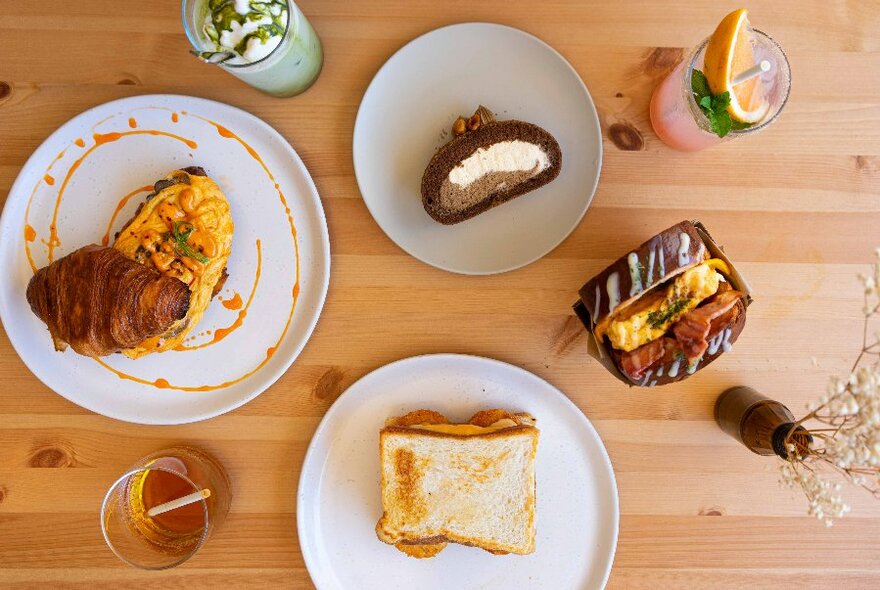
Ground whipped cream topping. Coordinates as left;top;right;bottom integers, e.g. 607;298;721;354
202;0;288;64
448;141;550;188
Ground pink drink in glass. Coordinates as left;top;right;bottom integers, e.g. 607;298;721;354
650;31;791;152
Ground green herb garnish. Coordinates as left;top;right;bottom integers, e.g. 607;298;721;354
205;0;287;57
647;297;692;329
691;69;753;138
172;221;210;264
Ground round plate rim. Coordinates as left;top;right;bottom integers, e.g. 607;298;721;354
352;22;603;276
295;352;619;589
0;93;331;425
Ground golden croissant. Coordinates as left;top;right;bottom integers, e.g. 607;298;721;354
26;245;190;357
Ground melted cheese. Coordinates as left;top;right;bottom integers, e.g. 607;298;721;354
410;419;518;435
597;259;729;352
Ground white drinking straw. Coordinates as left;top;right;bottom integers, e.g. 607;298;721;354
732;60;772;86
146;488;211;518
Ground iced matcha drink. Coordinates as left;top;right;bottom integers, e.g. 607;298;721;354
183;0;323;97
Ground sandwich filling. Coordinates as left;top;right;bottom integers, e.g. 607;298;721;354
113;170;233;358
439;140;550;210
594;258;745;380
408;419;518;435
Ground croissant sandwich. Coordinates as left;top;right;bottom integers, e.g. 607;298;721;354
26;245;190;357
112;167;233;358
573;220;751;386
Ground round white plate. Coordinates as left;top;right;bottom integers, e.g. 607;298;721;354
0;95;330;424
353;23;602;275
297;354;618;589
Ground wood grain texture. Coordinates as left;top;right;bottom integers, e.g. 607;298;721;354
2;0;880;588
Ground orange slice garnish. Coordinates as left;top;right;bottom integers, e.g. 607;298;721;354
703;8;770;124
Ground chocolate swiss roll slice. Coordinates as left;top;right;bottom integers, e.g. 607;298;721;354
421;106;562;224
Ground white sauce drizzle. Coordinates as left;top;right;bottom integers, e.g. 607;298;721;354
649;380;658;387
627;252;643;297
707;327;734;356
647;246;656;284
707;332;723;356
656;365;664;377
668;359;681;378
678;232;691;267
639;369;655;386
593;284;601;321
687;357;702;374
658;243;666;278
721;327;734;353
606;272;621;314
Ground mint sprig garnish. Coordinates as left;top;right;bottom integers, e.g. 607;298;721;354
691;69;753;138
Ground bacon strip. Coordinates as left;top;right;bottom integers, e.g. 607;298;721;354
618;290;744;379
619;338;667;380
672;290;743;361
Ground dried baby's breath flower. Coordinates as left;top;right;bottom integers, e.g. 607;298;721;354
779;248;880;525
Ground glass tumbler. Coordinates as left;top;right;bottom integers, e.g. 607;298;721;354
101;446;232;569
182;0;323;97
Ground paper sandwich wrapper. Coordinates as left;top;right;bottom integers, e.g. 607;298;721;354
572;220;754;386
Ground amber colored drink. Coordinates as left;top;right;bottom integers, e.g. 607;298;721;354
102;446;231;569
130;468;207;548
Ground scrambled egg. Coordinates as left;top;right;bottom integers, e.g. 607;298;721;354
598;259;729;352
113;170;233;358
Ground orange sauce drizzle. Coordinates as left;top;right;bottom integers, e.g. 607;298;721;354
206;120;298;243
174;241;261;352
128;117;137;129
74;138;85;148
23;147;67;273
94;285;295;393
221;292;242;310
100;185;153;246
83;114;301;393
45;130;198;262
171;112;179;123
43;174;55;186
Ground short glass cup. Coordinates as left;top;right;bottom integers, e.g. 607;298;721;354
182;0;323;97
100;446;232;570
650;30;791;152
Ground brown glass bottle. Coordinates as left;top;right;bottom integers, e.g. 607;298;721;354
715;386;812;458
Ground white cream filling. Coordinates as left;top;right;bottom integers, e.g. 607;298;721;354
448;140;550;188
206;6;289;64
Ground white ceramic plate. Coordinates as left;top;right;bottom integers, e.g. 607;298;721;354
0;95;329;424
353;23;602;275
297;354;618;589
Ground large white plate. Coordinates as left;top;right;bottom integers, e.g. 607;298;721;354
0;95;329;424
353;23;602;275
297;354;618;589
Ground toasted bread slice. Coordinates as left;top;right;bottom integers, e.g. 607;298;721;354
376;409;539;558
421;107;561;224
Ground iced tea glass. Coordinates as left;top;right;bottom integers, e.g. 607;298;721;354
650;30;791;152
101;446;232;569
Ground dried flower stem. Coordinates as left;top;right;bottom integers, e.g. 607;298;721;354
778;249;880;525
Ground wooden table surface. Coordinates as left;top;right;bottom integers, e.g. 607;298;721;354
2;1;880;588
